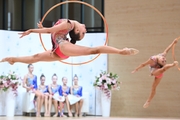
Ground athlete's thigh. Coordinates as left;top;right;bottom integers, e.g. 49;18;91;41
60;42;92;56
151;68;164;76
34;50;64;61
152;77;162;88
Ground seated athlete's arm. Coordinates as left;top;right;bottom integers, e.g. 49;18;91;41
22;75;28;88
22;75;31;91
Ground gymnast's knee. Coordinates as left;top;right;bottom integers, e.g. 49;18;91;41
33;53;39;58
89;48;100;54
151;88;156;93
32;53;40;61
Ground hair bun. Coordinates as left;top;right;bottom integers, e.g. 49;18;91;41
70;39;76;44
74;74;77;77
40;74;45;79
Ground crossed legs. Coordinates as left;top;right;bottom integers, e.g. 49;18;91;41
75;99;83;117
65;97;72;117
34;90;44;117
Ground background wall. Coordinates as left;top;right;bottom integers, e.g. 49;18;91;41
105;0;180;118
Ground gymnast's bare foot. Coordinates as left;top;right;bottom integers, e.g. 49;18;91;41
0;57;15;65
121;48;139;55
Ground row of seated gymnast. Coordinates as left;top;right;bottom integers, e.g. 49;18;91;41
22;64;83;117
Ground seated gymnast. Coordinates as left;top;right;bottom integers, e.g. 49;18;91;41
22;64;44;117
58;77;72;117
48;73;61;117
132;38;178;108
0;19;139;65
38;74;49;117
69;74;84;117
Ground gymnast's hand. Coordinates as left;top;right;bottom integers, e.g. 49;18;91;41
131;69;138;74
37;21;43;29
58;96;62;100
19;30;31;38
26;87;32;92
174;37;179;44
63;93;67;97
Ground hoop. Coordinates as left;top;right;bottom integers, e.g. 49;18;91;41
39;1;108;65
172;37;180;71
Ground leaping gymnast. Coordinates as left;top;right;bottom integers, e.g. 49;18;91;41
0;19;139;65
132;38;178;108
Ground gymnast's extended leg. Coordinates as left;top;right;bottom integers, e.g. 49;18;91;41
0;50;62;65
60;42;139;56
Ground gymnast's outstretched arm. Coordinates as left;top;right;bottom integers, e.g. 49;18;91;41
162;38;178;56
19;21;73;38
132;59;152;73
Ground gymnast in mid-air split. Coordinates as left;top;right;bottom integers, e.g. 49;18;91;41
0;19;139;65
132;38;178;108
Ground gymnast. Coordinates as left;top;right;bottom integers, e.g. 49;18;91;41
132;38;178;108
0;19;139;65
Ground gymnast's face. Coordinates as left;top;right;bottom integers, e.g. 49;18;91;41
158;56;166;66
40;77;46;84
75;22;87;40
73;77;78;85
62;77;68;85
28;65;34;73
52;76;58;83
